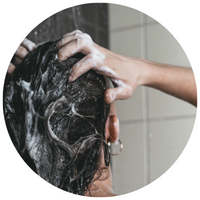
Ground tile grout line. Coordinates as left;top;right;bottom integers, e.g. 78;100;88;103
107;4;115;192
110;21;158;33
141;13;151;186
94;4;99;44
119;114;197;125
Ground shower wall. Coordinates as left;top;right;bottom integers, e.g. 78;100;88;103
24;3;196;196
26;4;109;48
109;4;196;195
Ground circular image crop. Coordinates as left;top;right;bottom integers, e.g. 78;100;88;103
3;3;197;197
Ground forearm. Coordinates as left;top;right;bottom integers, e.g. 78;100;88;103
137;59;197;106
57;30;197;106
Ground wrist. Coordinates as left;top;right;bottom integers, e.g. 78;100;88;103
132;58;159;88
130;58;149;87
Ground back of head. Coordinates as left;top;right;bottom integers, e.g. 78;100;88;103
4;40;110;195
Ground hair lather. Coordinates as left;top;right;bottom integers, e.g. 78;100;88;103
4;40;110;195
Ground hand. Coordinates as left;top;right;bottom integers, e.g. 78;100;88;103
57;30;143;104
8;38;36;75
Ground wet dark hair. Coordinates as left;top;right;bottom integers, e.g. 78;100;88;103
4;40;110;195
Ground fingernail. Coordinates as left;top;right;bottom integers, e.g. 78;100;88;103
69;75;73;82
105;93;115;104
56;42;60;49
105;94;111;104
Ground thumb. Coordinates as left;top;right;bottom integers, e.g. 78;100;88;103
104;88;120;104
104;83;133;104
105;86;131;104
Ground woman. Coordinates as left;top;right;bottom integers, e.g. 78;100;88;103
57;30;197;107
6;30;196;197
4;39;119;197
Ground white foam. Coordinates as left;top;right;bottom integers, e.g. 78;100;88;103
17;80;31;92
97;66;117;77
72;33;108;70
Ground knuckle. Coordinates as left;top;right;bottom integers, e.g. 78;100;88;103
78;37;86;47
75;32;82;37
82;33;92;39
87;54;94;60
57;51;65;60
75;29;82;34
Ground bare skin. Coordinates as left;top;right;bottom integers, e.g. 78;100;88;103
139;59;197;106
57;30;197;107
7;32;196;197
6;37;119;197
85;102;119;197
85;149;116;197
8;38;36;75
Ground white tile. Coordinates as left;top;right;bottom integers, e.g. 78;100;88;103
147;24;191;67
109;27;144;121
110;28;142;57
115;86;144;121
146;24;196;119
111;122;145;194
109;4;141;30
146;15;157;23
149;118;195;182
148;87;196;119
145;13;160;25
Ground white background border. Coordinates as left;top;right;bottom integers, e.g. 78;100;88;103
1;0;199;199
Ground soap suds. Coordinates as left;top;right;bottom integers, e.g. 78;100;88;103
111;78;132;98
71;32;118;78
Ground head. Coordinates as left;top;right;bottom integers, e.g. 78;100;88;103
4;40;117;195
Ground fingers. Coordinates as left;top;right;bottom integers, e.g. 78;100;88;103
6;38;36;84
12;45;29;67
104;85;132;104
11;55;23;67
21;38;36;52
57;30;93;61
57;30;83;49
69;54;96;81
11;38;36;68
62;30;82;38
104;88;118;104
7;63;16;75
15;46;29;60
57;35;78;50
58;31;135;104
57;39;79;61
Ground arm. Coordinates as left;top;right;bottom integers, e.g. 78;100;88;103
138;59;197;106
8;38;36;75
5;38;36;86
57;30;197;107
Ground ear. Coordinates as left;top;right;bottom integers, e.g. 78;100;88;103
105;115;119;144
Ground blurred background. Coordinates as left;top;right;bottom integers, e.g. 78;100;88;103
26;3;196;195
